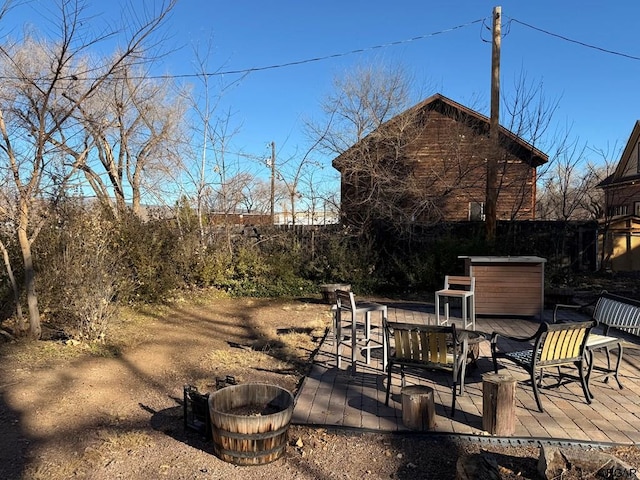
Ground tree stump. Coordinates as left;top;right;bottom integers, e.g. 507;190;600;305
482;372;516;436
401;385;436;431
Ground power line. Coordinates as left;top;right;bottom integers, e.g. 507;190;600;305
5;15;638;86
509;17;640;61
184;18;486;79
0;18;487;81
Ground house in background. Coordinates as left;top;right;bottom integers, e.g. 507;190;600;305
598;121;640;271
332;93;548;230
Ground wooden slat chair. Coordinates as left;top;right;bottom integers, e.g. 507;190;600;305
491;320;596;412
384;321;468;417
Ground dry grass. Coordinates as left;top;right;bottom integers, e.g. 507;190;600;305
95;430;155;452
0;305;158;368
206;348;288;369
0;293;335;480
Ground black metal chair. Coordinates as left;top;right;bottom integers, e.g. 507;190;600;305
491;320;596;412
384;321;468;417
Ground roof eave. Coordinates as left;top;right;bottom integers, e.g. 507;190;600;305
332;93;549;171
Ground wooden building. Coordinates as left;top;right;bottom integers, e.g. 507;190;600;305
598;121;640;271
599;216;640;271
332;93;548;227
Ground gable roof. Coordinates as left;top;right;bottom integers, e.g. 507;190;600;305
598;121;640;188
332;92;549;170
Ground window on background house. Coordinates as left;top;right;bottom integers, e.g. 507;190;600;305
635;201;640;216
608;205;629;217
469;202;485;221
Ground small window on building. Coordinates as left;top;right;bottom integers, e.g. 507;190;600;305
635;201;640;216
638;143;640;173
469;202;485;221
608;205;629;217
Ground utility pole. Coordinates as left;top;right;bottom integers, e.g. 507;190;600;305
270;141;276;224
486;5;501;243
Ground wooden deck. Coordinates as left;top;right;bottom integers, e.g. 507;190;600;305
292;300;640;444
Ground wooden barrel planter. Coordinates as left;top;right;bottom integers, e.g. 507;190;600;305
208;383;294;466
319;283;351;304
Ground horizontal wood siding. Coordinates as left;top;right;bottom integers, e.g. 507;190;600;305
338;99;538;226
604;182;640;215
466;262;544;318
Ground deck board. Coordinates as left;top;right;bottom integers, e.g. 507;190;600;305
292;300;640;444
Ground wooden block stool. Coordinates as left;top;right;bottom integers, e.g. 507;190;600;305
401;385;436;431
482;372;516;436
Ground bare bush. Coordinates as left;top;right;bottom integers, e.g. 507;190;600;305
37;203;120;341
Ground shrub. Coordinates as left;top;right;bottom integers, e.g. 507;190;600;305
302;228;379;294
204;239;314;297
36;203;120;341
111;213;183;303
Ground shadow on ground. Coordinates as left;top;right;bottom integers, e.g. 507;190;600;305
389;434;463;479
0;390;27;479
146;401;213;455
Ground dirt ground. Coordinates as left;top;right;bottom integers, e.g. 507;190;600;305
0;292;638;480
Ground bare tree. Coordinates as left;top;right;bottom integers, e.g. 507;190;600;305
579;161;609;220
72;64;187;218
536;136;591;221
0;0;176;339
299;166;338;225
495;73;561;224
311;63;414;154
238;176;273;215
307;62;430;235
536;143;617;221
586;145;623;269
274;145;324;227
181;39;249;246
208;171;252;214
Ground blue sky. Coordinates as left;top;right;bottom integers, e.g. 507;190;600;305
165;1;640;177
8;1;640;192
